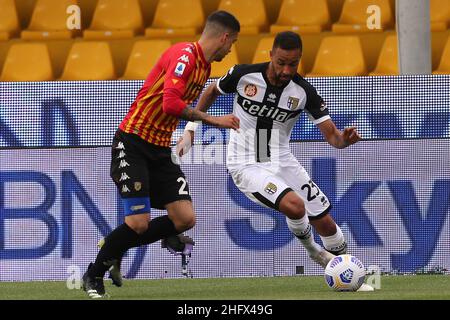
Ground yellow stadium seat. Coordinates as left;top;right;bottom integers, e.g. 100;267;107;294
84;0;144;39
430;0;450;31
332;0;393;33
21;0;79;40
252;37;304;75
121;40;171;80
0;43;53;81
270;0;330;34
0;0;20;40
252;37;274;64
145;0;204;38
218;0;267;35
60;42;116;80
307;36;367;77
370;35;398;76
210;46;239;78
433;36;450;74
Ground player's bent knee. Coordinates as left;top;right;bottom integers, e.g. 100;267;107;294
125;214;150;234
181;215;196;231
279;195;305;219
128;222;149;234
172;214;196;232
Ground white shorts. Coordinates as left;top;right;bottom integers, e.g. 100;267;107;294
229;158;332;219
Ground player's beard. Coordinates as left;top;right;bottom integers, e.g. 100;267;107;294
275;72;292;86
214;50;227;62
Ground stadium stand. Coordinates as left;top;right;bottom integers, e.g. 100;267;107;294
433;35;450;74
84;0;144;39
270;0;331;34
145;0;204;38
430;0;450;32
307;36;367;76
369;34;398;75
332;0;393;33
121;39;171;80
0;0;20;41
59;41;116;80
217;0;268;35
21;0;79;39
0;42;53;81
1;0;450;80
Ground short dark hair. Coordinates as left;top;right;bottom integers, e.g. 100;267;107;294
273;31;302;51
206;10;240;33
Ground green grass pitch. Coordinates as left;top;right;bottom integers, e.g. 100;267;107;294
0;275;449;300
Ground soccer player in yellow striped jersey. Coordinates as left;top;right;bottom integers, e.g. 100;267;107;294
82;11;240;299
120;41;211;147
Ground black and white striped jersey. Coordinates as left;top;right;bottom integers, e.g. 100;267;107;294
216;62;330;169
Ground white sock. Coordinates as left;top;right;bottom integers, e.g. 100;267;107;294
286;215;321;255
320;225;347;255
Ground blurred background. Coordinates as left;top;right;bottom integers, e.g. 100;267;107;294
1;0;450;81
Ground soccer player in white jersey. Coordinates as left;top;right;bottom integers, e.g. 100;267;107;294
178;32;363;274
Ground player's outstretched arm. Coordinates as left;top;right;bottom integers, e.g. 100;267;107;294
318;119;361;149
180;82;223;137
162;82;238;129
176;82;228;157
178;107;239;129
176;108;239;157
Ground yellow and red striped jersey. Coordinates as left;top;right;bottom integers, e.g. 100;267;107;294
119;42;211;147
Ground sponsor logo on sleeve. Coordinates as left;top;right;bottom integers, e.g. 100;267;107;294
174;62;186;77
178;54;190;64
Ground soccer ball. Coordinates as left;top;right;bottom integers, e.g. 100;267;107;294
324;254;366;291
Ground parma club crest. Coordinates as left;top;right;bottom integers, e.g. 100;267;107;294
264;182;277;195
287;96;300;110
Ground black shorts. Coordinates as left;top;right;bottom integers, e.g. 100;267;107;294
110;129;191;211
